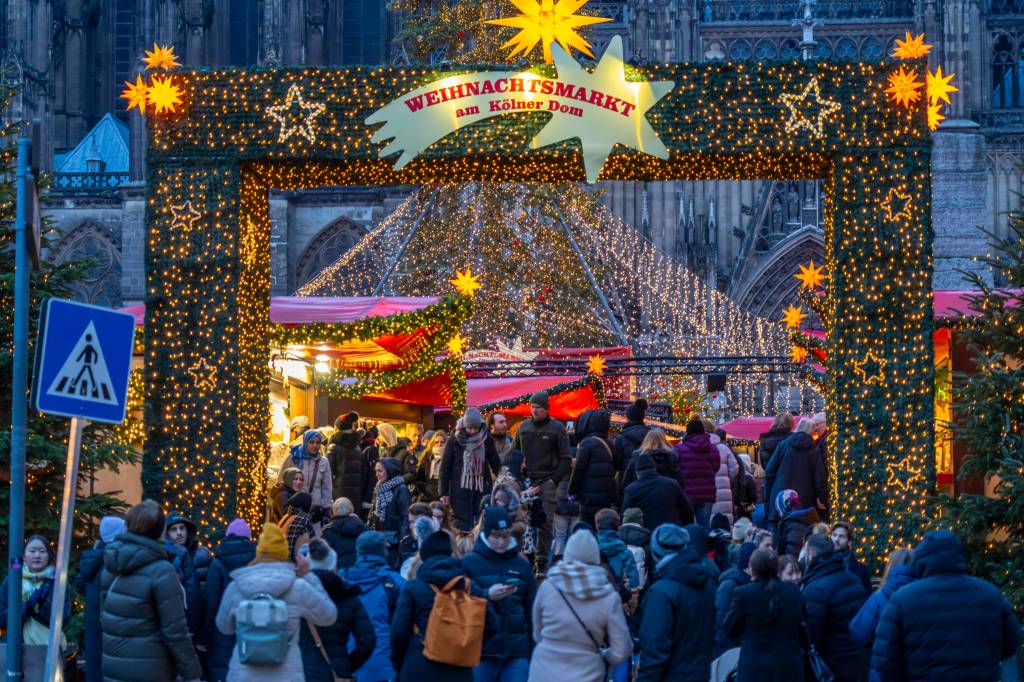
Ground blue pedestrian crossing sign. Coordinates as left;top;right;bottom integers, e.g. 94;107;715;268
32;298;136;423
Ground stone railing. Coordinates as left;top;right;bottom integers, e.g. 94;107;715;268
51;171;130;193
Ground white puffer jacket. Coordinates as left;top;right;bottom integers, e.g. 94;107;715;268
709;433;738;524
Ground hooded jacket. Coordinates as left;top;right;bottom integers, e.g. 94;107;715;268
613;422;650;472
714;566;751;654
620;448;685;502
872;531;1021;682
299;569;376;682
849;565;915;647
764;432;826;522
622;467;695;530
757;427;792;469
340;554;405;682
165;512;212;588
214;561;337;682
99;532;203;682
327;427;368;510
674;434;719;504
801;551;869;678
568;410;617;515
774;506;820;558
723;579;806;682
200;535;256;682
461;535;537;659
320;514;367;569
636;548;717;682
597;529;641;590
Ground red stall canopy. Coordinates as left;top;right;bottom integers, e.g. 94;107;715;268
717;415;812;441
472;375;604;421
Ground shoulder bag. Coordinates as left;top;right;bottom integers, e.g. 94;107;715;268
305;619;347;682
555;586;611;677
801;619;835;682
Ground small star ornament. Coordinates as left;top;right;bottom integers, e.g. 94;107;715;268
587;355;607;375
170;201;202;232
448;333;467;357
450;269;482;298
188;357;218;392
267;84;326;144
881;188;913;223
143;43;181;70
781;305;807;330
790;345;808;363
779;77;842;138
121;75;149;114
853;349;887;386
891;32;932;60
885;66;925;109
886;460;924;491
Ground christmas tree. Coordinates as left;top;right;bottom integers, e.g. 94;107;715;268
938;207;1024;614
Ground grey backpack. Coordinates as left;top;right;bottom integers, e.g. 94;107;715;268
235;592;290;665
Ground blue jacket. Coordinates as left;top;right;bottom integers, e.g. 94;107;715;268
598;529;640;590
461;536;537;659
872;531;1021;682
849;565;915;682
340;554;405;682
801;551;869;678
299;570;376;682
637;549;717;682
199;535;256;682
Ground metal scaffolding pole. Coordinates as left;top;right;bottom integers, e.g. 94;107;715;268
372;186;440;297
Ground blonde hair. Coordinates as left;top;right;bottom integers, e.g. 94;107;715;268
771;412;795;432
453;530;476;558
732;517;753;543
639;428;672;453
419;431;447;466
796;418;817;435
701;418;717;435
880;548;912;587
376;422;399;448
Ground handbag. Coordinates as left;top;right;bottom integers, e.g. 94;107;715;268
305;619;345;682
801;619;835;682
555;586;611;676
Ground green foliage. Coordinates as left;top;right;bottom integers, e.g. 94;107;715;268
938;206;1024;614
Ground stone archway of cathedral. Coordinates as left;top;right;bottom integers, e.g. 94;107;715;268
50;221;123;308
293;218;369;293
732;226;825;323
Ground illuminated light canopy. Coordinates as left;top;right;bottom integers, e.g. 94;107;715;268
485;0;611;63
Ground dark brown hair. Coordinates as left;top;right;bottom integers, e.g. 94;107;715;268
595;508;620;531
409;502;431;518
126;499;165;540
750;548;781;616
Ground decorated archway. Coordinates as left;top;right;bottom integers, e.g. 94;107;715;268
141;43;935;561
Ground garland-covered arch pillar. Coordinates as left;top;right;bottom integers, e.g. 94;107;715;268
143;60;934;563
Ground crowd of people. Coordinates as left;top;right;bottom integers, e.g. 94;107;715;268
3;395;1021;682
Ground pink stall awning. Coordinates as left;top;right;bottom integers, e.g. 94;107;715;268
717;416;812;442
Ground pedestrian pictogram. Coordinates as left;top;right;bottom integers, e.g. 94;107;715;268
32;298;136;423
46;321;118;404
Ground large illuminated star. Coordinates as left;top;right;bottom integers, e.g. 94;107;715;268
170;201;202;232
267;84;326;144
891;32;932;60
530;36;674;183
143;43;181;70
450;268;482;298
886;460;924;490
486;0;611;64
448;333;467;357
121;75;149;114
778;77;842;139
926;66;957;106
885;66;925;108
794;261;826;290
147;75;183;114
790;345;808;363
587;355;607;375
781;305;807;330
188;357;218;392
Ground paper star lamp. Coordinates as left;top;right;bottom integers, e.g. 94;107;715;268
448;333;467;357
927;103;945;131
891;32;932;60
885;66;924;108
794;261;826;290
790;346;808;363
147;75;183;114
781;305;807;330
450;268;482;298
926;66;957;106
267;84;326;144
121;75;148;114
486;0;611;64
143;43;181;70
587;355;607;375
779;77;842;138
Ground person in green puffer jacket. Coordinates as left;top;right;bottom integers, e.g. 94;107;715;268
100;500;202;682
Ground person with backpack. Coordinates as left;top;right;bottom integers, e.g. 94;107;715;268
299;539;377;682
567;409;618;528
340;532;406;682
99;500;202;682
73;516;124;682
530;529;632;681
215;522;337;682
440;407;503;531
462;506;538;682
390;530;493;682
617;507;651;590
595;509;640;592
200;519;257;682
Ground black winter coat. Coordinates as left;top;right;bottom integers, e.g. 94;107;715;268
439;432;501;528
757;427;792;470
636;548;717;682
321;514;367;570
371;461;413;542
99;532;203;682
620;448;685;499
300;570;376;682
328;428;368;511
802;551;869;679
764;432;826;522
0;571;71;640
872;530;1021;682
723;579;806;682
461;536;537;659
622;469;695;530
774;507;820;558
836;548;872;593
714;567;751;653
73;540;107;682
613;422;649;472
200;535;256;682
512;415;572;485
568;410;617;514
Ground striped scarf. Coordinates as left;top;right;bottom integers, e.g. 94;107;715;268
457;428;487;493
372;474;404;527
546;560;615;600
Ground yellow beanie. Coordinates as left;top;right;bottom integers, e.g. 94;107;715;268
255;522;289;561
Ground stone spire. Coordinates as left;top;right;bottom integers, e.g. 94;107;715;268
794;0;821;60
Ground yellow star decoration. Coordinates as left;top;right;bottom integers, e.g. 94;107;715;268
170;201;202;232
188;357;218;392
147;75;183;114
530;36;674;183
928;103;945;132
450;268;482;298
121;75;149;114
486;0;611;64
778;77;842;139
886;460;924;491
881;187;913;223
267;84;327;144
448;333;467;357
891;32;932;60
143;43;181;70
790;345;808;363
885;66;925;109
586;355;607;375
926;66;957;106
794;261;826;290
781;305;807;330
853;349;887;386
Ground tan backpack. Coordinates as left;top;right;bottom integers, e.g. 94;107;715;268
421;576;487;667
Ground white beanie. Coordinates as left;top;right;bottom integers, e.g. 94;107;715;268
563;530;600;565
99;516;126;544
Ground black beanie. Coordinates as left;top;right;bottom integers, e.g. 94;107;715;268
287;492;312;513
482;506;511;535
530;391;550;410
420;530;453;560
635;453;656;474
686;419;705;436
334;411;359;431
625;398;648;423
